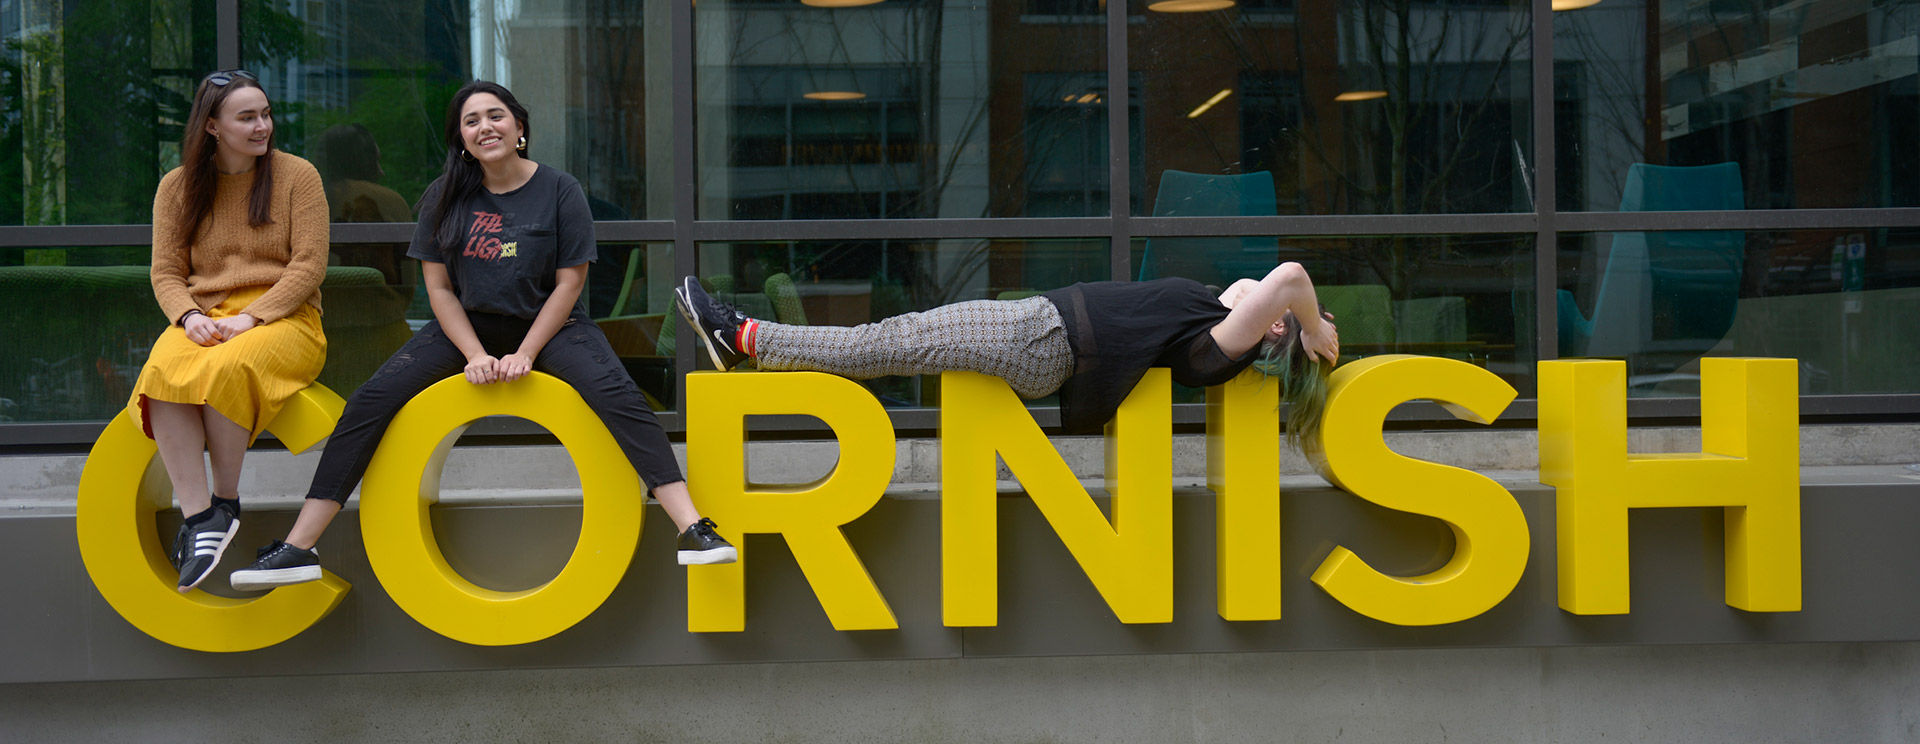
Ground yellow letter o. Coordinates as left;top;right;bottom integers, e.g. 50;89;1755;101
76;385;353;652
359;372;645;646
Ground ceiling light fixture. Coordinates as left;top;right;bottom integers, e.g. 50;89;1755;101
1186;89;1233;119
804;91;867;101
1334;90;1388;102
1551;0;1601;9
1148;0;1235;12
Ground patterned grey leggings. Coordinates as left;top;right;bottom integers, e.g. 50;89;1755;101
754;296;1075;399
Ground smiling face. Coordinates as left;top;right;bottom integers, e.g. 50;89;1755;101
458;93;525;164
205;85;273;160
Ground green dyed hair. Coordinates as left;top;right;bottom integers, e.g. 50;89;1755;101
1250;310;1334;454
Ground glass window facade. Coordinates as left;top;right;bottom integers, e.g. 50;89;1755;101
1555;0;1920;211
1132;0;1535;215
0;0;217;226
695;0;1111;219
1557;227;1920;396
1;0;1914;440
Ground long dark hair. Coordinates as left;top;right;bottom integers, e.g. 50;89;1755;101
1251;310;1334;452
426;80;532;257
175;74;276;246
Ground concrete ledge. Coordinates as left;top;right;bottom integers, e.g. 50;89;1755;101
5;424;1917;512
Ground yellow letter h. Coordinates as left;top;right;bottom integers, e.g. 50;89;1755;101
1540;358;1800;615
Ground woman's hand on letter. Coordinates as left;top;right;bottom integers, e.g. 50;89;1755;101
494;353;533;383
465;354;500;385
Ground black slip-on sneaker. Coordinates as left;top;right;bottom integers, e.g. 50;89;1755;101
229;540;323;591
677;517;739;565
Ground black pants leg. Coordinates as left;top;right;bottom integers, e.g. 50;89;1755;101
534;317;686;490
305;321;468;503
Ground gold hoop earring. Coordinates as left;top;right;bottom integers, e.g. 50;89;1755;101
461;150;474;162
516;136;527;152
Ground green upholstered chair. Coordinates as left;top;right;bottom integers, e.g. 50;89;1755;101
1561;163;1745;377
1138;170;1279;287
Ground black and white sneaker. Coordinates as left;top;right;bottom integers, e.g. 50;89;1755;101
677;518;738;565
170;501;239;593
229;541;323;591
674;277;750;371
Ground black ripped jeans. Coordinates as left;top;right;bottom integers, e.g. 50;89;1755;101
305;309;684;504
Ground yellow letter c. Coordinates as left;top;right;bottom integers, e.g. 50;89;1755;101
76;385;353;652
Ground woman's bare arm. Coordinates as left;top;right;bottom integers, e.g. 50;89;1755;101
1210;262;1338;361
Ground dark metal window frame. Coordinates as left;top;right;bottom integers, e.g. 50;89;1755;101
5;0;1918;448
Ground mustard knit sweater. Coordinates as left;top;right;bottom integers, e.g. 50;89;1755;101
150;151;330;325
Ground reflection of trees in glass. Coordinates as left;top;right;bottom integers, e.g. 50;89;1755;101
6;28;63;225
245;0;467;208
1305;0;1529;215
576;0;648;217
1142;0;1528;301
0;0;226;226
706;0;1110;220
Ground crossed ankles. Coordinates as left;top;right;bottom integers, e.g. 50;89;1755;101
169;498;240;593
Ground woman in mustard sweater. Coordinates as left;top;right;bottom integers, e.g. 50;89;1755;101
132;70;330;593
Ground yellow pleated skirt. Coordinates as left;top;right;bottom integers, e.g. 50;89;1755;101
128;285;327;441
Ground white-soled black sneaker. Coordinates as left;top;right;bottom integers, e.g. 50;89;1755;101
170;501;239;593
677;518;738;565
674;277;750;371
229;540;322;591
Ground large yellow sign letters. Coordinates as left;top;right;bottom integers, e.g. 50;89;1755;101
1540;358;1800;614
1206;369;1283;621
942;369;1173;626
78;353;1806;650
359;373;645;645
1310;355;1529;626
684;371;899;632
76;385;352;652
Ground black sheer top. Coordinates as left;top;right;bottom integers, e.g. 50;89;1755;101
1042;278;1260;434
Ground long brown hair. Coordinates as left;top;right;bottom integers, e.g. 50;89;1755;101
174;73;276;246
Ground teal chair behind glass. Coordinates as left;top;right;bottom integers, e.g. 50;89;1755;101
1138;170;1278;286
1562;163;1745;377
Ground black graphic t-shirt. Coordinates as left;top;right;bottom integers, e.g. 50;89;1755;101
407;164;596;320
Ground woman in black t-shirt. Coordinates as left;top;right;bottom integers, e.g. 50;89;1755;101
226;81;736;592
676;263;1339;441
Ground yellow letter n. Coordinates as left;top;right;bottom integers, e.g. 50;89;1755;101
941;369;1172;626
685;371;898;632
1540;358;1800;615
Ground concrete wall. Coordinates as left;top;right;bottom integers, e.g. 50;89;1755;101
3;642;1917;742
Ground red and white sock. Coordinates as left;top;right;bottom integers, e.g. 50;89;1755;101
737;319;759;357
